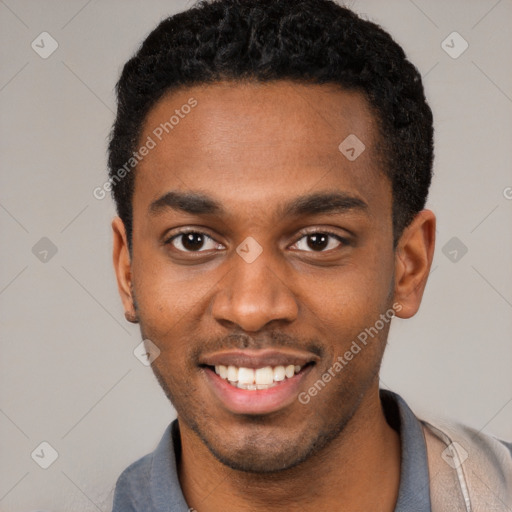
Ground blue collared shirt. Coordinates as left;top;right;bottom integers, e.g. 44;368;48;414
113;389;432;511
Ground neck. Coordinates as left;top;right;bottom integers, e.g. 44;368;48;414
178;385;401;512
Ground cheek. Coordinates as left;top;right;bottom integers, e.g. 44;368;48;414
131;247;194;324
304;255;394;354
130;250;218;365
313;259;393;318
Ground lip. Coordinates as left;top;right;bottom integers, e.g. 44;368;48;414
201;363;314;415
199;348;319;369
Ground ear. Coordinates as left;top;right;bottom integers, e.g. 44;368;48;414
112;217;139;323
393;209;436;319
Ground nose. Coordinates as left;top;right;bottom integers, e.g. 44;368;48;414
211;247;299;333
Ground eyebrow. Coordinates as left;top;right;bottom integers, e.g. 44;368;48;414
148;190;368;218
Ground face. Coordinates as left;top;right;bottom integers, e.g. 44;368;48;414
114;81;407;473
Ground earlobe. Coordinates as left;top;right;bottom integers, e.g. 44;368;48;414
112;217;139;324
393;210;436;319
124;311;139;323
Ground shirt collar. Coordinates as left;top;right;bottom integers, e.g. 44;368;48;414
149;419;189;510
380;389;431;511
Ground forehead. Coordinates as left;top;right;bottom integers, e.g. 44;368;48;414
133;81;390;220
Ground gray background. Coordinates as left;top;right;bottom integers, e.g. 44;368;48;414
1;0;511;510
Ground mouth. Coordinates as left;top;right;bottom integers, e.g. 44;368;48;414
203;362;313;390
199;349;318;415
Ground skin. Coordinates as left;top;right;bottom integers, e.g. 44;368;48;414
112;80;436;511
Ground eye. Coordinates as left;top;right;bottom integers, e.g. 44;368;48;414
165;231;224;253
164;229;348;254
291;231;347;252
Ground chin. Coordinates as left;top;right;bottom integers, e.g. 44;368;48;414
206;440;310;473
192;420;342;474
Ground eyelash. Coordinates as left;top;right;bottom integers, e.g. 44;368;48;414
164;229;349;254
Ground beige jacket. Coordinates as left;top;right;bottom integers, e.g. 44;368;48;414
422;419;512;511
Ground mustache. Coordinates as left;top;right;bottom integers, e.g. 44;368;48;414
188;330;324;362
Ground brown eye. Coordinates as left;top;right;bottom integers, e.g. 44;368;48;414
293;232;345;252
166;231;222;252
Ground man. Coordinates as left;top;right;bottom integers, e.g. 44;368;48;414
108;0;512;510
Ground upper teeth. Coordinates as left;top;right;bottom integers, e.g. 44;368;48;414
214;364;302;390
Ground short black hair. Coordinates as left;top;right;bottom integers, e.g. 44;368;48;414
107;0;434;250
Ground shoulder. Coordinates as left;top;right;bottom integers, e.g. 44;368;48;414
112;452;154;512
111;421;184;512
419;416;512;508
421;416;512;459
